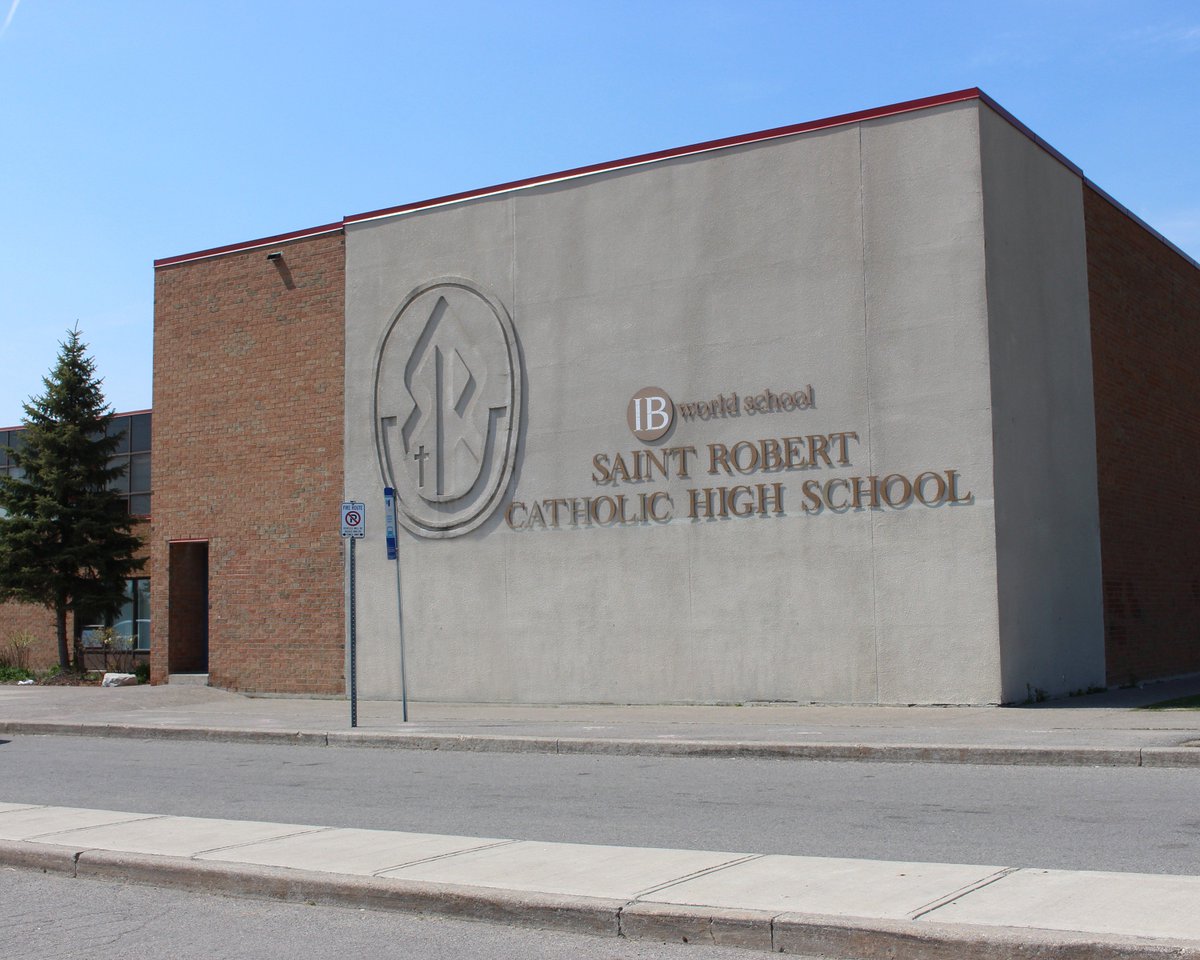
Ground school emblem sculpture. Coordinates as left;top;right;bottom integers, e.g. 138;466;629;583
374;278;521;538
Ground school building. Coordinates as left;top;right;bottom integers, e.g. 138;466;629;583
4;89;1198;703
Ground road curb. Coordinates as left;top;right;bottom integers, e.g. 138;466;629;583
75;849;624;937
2;719;1195;766
771;913;1200;960
1140;747;1200;767
620;901;776;951
0;838;79;876
1;841;1196;959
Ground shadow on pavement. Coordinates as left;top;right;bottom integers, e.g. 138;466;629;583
1013;673;1200;710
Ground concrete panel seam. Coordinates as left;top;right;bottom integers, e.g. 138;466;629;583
856;122;883;705
907;866;1019;920
0;804;46;816
631;854;764;898
192;826;330;857
370;839;520;877
25;814;167;841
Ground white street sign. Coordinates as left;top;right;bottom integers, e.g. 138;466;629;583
340;501;366;538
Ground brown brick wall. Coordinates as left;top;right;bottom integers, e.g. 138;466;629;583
151;231;345;694
1086;186;1200;684
0;601;64;671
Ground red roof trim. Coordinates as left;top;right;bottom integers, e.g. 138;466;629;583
154;222;342;269
153;89;987;266
345;88;985;226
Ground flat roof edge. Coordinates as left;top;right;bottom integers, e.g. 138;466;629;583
153;88;1197;273
154;222;343;269
1083;179;1200;272
975;91;1083;178
344;88;986;226
153;88;986;265
1;407;152;433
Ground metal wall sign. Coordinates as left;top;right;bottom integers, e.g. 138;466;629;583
382;489;397;560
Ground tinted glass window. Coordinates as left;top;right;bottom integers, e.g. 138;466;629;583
130;414;151;452
130;493;151;517
136;579;151;650
108;456;130;493
106;417;131;454
130;453;151;493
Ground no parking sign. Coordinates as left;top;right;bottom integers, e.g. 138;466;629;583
340;501;366;538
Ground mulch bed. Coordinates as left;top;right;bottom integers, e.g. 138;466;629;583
32;672;103;686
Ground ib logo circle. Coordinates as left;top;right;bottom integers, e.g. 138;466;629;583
627;386;674;442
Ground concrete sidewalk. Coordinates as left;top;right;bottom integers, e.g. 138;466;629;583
1;801;1197;959
2;677;1200;765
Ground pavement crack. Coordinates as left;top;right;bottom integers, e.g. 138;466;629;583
907;866;1019;920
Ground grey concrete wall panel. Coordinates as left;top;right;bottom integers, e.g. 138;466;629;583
978;105;1106;702
858;105;1000;704
345;101;1023;704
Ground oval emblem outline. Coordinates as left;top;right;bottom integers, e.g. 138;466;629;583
372;277;522;539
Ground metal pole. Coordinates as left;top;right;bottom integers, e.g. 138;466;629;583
349;536;358;728
393;554;407;722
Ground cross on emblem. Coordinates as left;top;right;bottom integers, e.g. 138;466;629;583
413;445;429;488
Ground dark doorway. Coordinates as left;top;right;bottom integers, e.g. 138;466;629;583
168;540;209;673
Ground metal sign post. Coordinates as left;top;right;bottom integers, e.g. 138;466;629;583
340;501;365;728
383;487;408;722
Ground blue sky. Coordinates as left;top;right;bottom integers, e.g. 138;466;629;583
1;1;1197;421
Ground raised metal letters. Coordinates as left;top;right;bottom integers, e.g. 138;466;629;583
374;278;521;538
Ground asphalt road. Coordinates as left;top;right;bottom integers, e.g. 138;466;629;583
1;734;1197;874
0;868;780;960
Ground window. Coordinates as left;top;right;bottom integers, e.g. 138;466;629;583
80;577;151;651
3;412;151;516
0;429;25;481
105;412;153;517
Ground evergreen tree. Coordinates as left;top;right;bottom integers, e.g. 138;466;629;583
0;328;144;670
